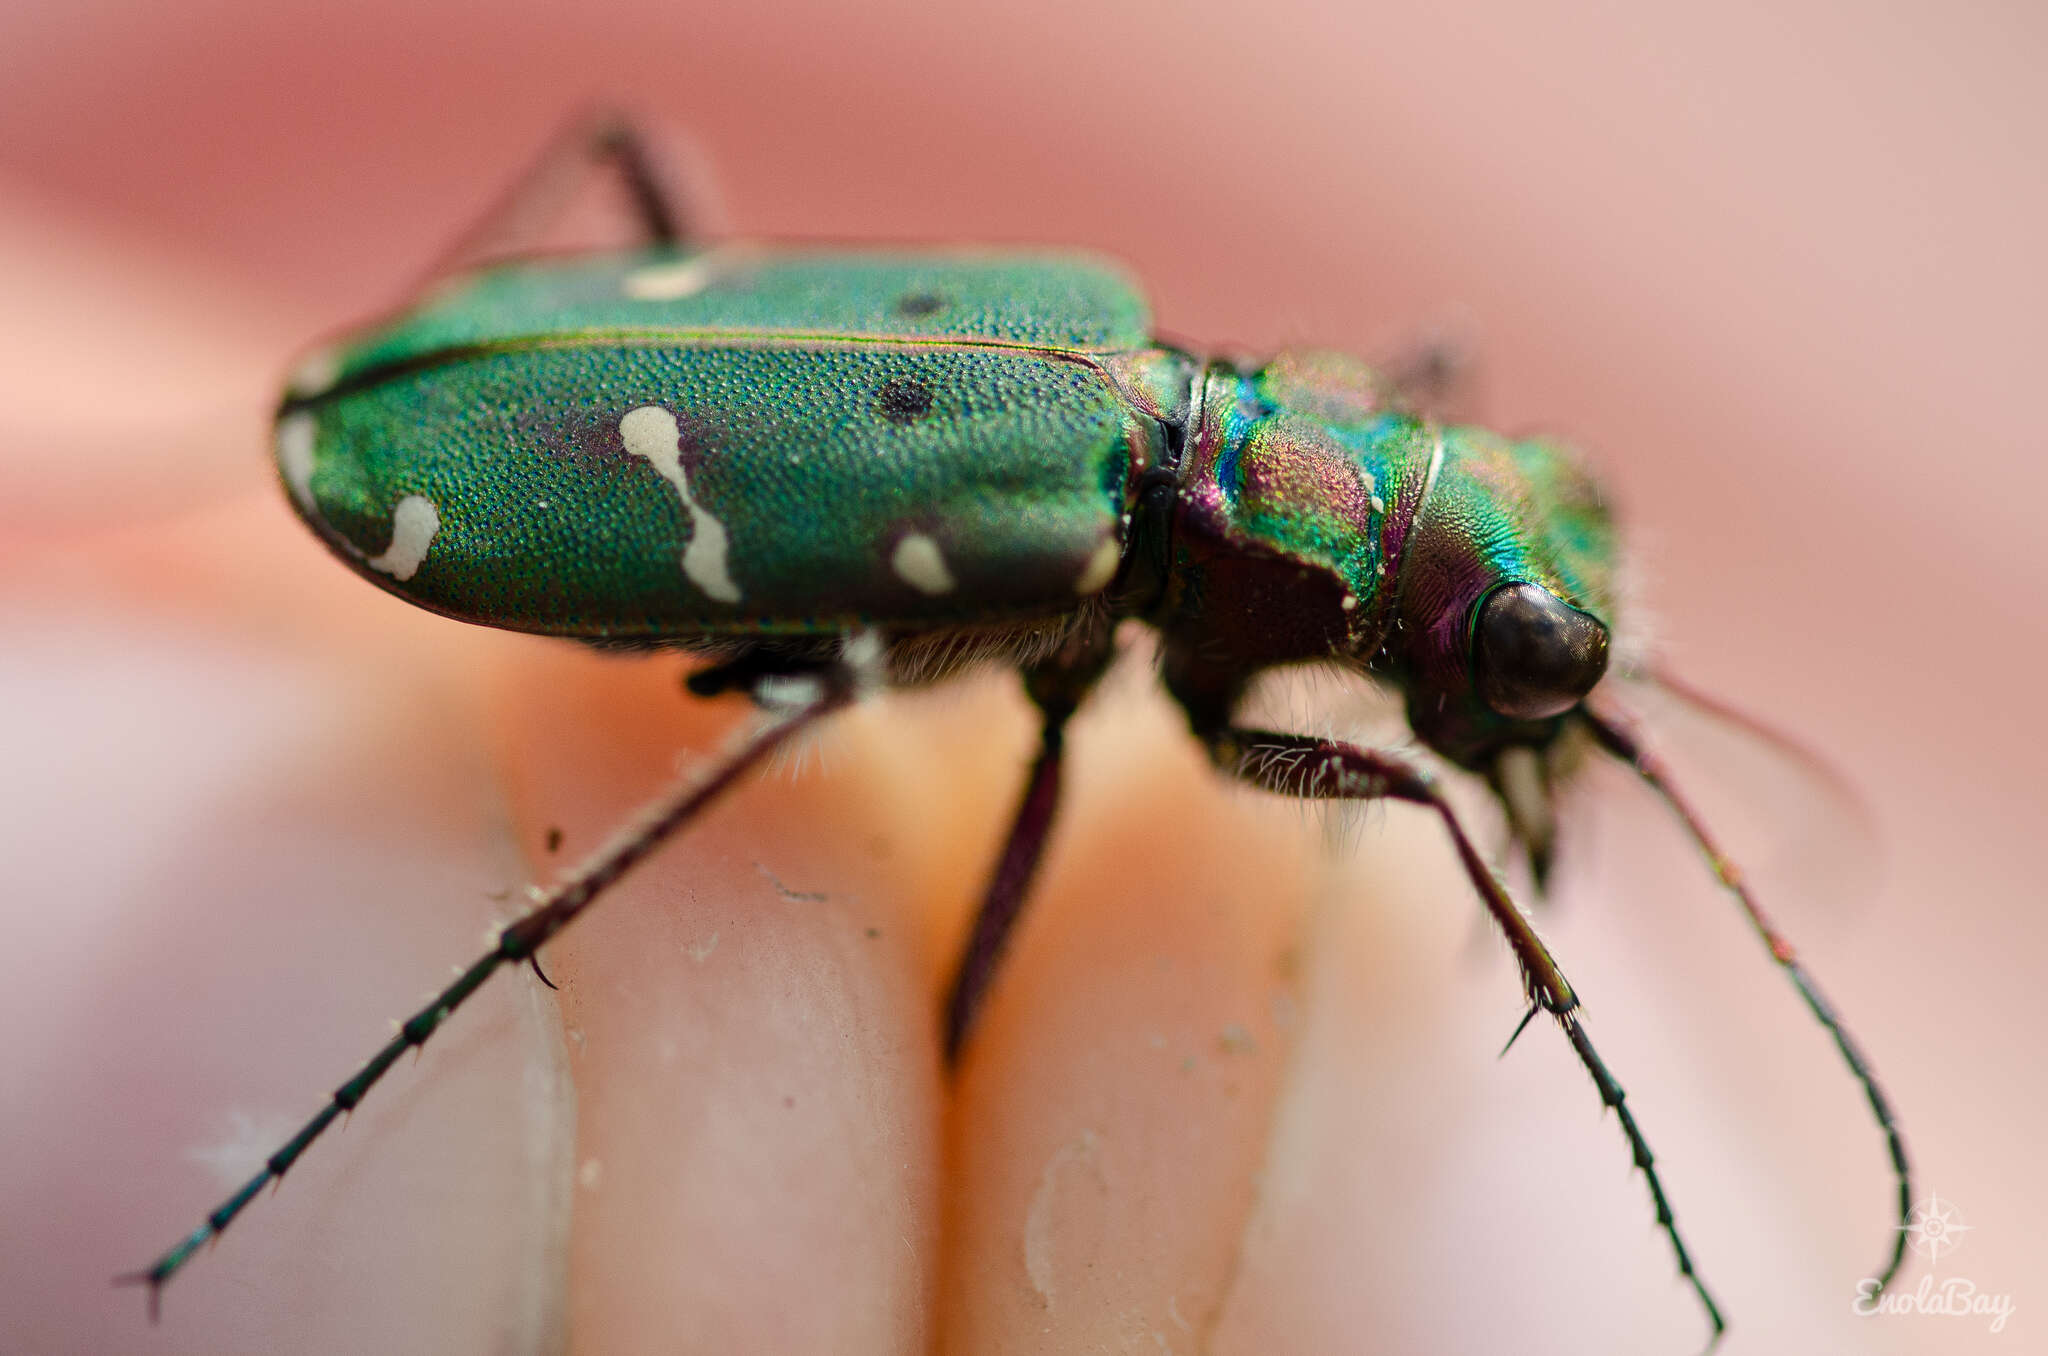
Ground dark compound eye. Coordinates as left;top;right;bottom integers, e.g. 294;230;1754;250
1472;582;1610;720
876;378;935;424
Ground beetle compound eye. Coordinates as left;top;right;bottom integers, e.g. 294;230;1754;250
1473;582;1610;720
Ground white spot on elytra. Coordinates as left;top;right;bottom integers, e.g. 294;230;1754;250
620;405;742;603
275;412;317;512
286;347;341;398
1370;494;1386;515
891;533;955;595
1074;537;1120;595
623;257;716;301
367;495;439;581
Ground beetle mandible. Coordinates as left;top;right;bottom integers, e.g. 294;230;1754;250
123;115;1912;1346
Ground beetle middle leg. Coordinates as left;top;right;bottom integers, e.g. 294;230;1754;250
696;624;1116;1064
940;625;1117;1065
1204;726;1728;1346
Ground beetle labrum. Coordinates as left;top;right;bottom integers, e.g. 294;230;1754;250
123;117;1911;1343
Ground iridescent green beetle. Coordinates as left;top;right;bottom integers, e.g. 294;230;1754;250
126;116;1911;1345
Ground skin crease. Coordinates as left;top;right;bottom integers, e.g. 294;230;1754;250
4;3;2044;1353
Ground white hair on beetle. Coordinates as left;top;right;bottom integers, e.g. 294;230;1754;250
1605;517;1660;681
1225;660;1442;854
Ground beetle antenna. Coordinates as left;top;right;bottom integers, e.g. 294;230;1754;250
115;672;854;1315
1644;664;1878;848
1580;698;1913;1294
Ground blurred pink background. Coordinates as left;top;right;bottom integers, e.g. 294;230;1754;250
2;1;2041;1352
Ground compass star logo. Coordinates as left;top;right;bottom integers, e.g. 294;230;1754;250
1899;1191;1973;1266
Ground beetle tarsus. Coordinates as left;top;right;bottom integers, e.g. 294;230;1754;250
110;1270;165;1323
528;952;558;990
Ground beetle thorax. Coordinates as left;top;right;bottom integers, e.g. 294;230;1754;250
1152;359;1431;684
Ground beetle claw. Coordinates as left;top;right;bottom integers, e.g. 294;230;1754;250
528;953;558;990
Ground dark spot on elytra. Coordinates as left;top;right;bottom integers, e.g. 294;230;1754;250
524;408;717;482
876;378;935;425
895;290;945;318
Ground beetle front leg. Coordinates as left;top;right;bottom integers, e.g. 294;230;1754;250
1207;726;1728;1347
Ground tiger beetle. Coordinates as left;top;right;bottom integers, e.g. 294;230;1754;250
121;114;1912;1344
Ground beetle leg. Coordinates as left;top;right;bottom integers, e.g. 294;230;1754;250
941;629;1116;1065
422;109;703;284
1384;331;1476;422
1582;698;1914;1296
939;704;1066;1066
684;645;840;702
116;660;856;1316
527;953;559;990
1205;726;1727;1347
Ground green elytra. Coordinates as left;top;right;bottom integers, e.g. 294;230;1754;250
279;247;1173;634
128;117;1910;1346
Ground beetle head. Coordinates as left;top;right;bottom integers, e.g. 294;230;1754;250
1387;429;1618;770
